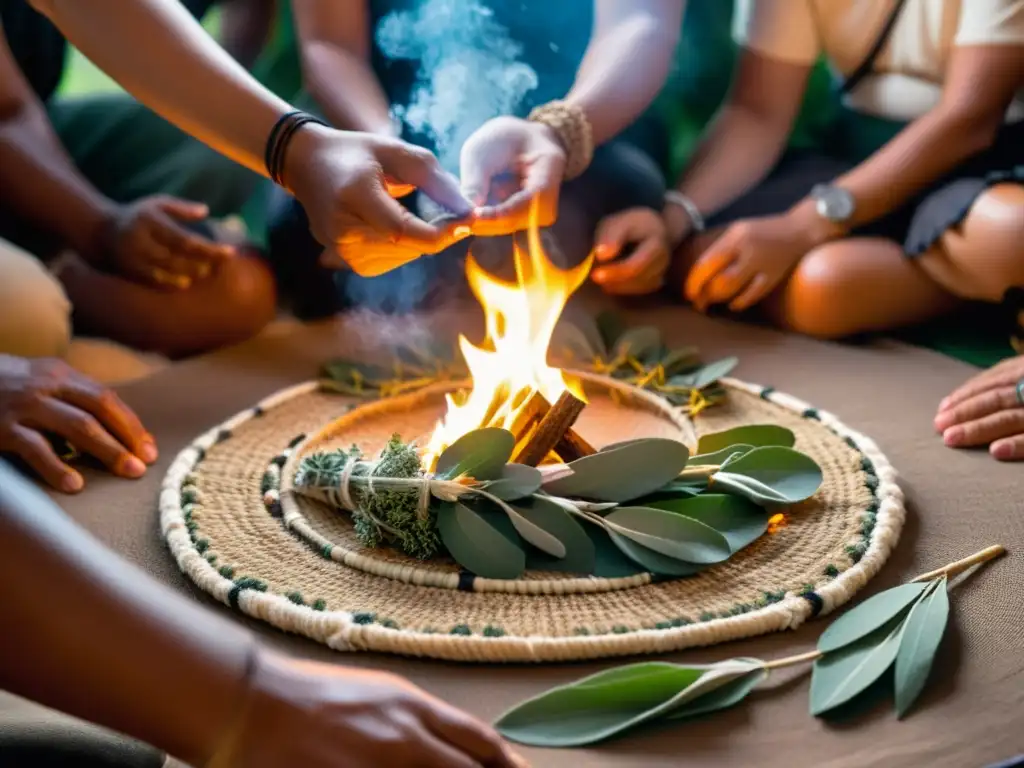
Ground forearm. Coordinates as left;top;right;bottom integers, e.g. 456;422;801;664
818;108;1003;228
30;0;294;176
565;8;681;146
302;42;396;135
0;102;114;258
0;462;255;766
674;104;790;217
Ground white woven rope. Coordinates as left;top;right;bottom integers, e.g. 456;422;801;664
161;374;905;663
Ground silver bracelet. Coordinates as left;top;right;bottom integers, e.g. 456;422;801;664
663;190;706;233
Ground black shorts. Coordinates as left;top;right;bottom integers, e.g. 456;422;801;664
706;120;1024;257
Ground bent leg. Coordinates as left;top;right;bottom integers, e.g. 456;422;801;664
58;255;277;358
0;238;72;358
764;238;958;340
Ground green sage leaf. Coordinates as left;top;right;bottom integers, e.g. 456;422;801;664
596;311;626;355
696;425;796;454
659;347;701;376
514;497;595;574
712;446;823;504
613;326;663;363
495;659;761;748
810;618;907;717
606;529;704;576
665;666;768;721
817;582;930;653
686;357;739;390
436;502;525;579
543;439;690;502
604;507;731;564
647;495;768;553
894;577;949;718
585;525;650;578
435;428;514;481
482;464;543;501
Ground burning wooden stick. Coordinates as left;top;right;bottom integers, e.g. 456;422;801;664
554;429;597;464
514;391;588;467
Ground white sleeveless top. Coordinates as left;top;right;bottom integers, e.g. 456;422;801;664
733;0;1024;123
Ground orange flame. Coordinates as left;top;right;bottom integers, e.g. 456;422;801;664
423;200;592;469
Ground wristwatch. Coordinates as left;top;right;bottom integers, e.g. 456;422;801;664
810;183;856;224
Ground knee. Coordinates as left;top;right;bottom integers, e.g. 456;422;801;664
775;244;867;340
204;254;278;340
0;244;72;358
947;183;1024;300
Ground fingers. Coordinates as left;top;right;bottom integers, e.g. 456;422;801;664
941;407;1024;449
153;196;209;221
684;231;738;309
422;702;522;768
937;362;1022;413
26;399;146;479
4;425;83;493
471;154;562;236
728;273;772;312
57;376;157;464
592;210;644;264
416;730;483;768
934;386;1020;433
591;240;668;295
148;204;234;262
459;145;500;208
378;143;473;216
991;434;1024;461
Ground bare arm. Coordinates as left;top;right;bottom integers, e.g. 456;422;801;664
0;28;115;259
292;0;396;135
792;45;1024;231
0;461;254;766
666;49;811;241
565;0;684;145
30;0;293;176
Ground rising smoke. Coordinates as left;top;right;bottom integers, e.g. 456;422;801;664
344;0;539;313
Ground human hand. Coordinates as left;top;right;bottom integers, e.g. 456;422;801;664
216;651;528;768
459;116;566;236
284;125;474;278
934;355;1024;461
0;356;156;492
684;212;823;313
590;208;671;295
103;196;235;290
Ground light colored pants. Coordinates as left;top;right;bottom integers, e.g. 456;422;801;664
0;237;72;359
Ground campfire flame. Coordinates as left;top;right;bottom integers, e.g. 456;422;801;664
423;201;592;469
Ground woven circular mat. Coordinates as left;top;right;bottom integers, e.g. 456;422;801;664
161;376;904;663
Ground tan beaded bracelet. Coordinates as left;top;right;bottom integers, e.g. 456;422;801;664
527;100;594;180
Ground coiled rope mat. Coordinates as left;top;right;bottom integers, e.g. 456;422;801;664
160;375;904;663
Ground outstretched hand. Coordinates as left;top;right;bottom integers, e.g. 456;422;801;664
934;355;1024;461
284;126;475;277
459;116;566;236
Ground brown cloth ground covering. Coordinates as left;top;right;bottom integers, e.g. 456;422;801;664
2;296;1023;768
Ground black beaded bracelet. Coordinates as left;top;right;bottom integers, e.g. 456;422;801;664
264;110;329;188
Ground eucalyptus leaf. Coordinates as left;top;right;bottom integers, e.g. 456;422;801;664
482;464;543;501
471;492;566;559
607;530;704;576
435;428;514;481
436;502;525;580
604;507;731;564
543;439;690;502
514;497;595;574
689;444;755;466
584;525;650;578
696;425;796;454
659;347;701;376
809;618;907;717
817;582;930;653
687;357;739;390
553;321;601;362
709;472;793;506
648;495;768;553
613;326;663;363
322;359;389;386
495;659;762;748
894;578;949;718
665;667;768;721
713;447;823;504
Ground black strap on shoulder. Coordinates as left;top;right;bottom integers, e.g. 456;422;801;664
838;0;910;95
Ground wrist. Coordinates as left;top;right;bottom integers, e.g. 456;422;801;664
73;198;121;266
787;196;849;249
662;200;693;248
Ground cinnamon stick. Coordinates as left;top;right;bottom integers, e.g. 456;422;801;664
507;389;551;438
515;390;586;467
554;428;596;463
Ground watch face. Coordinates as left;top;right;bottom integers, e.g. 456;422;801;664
815;185;855;222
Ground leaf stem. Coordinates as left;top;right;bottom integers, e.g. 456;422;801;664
678;465;720;480
910;544;1006;584
760;649;822;670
